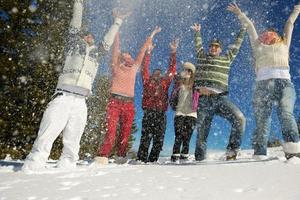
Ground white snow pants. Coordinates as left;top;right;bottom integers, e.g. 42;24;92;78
26;92;87;164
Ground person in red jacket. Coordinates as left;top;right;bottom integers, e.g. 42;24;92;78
136;39;179;163
95;26;162;165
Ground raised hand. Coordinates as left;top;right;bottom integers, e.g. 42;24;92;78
170;39;180;53
112;9;132;20
191;23;201;32
150;26;162;38
147;42;156;53
227;3;242;15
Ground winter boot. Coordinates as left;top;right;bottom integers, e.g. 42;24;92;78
56;158;76;169
284;153;300;160
171;154;180;162
225;149;238;161
22;160;45;172
180;154;189;161
283;142;300;160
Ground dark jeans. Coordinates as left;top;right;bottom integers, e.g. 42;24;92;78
172;116;196;156
252;79;299;155
195;95;246;161
137;110;166;162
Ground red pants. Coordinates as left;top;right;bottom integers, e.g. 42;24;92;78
98;98;135;157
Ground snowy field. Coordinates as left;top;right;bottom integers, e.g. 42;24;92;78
1;147;300;200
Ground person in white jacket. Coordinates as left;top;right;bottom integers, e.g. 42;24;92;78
23;0;128;171
228;2;300;160
170;62;197;162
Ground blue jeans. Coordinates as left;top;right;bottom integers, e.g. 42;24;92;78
195;95;246;161
253;79;299;155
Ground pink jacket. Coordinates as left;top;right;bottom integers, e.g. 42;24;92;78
110;32;152;97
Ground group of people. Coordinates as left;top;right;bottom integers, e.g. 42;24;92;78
22;0;300;171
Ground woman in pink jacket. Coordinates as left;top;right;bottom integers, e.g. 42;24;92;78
95;27;162;165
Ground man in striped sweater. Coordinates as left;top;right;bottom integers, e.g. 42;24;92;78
191;23;246;161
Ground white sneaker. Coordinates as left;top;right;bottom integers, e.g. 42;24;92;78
94;156;109;165
252;155;269;161
56;158;76;169
225;150;239;161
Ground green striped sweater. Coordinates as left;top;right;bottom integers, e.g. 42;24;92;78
194;28;246;92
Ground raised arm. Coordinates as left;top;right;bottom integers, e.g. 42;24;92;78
101;18;123;52
99;10;131;61
134;26;161;68
283;3;300;48
142;44;154;85
164;39;178;86
227;28;246;62
69;0;84;34
111;31;120;68
228;3;258;47
191;23;205;58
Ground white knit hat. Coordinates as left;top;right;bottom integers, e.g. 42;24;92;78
183;62;196;74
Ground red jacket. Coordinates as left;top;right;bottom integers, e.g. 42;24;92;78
142;52;176;112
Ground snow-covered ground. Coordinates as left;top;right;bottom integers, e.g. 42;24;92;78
1;148;300;200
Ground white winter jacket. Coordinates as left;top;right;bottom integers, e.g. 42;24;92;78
56;0;122;96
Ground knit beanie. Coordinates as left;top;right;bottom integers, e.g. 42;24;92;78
183;62;196;74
